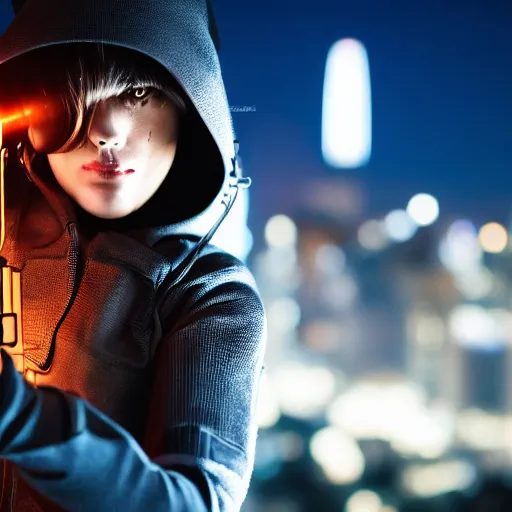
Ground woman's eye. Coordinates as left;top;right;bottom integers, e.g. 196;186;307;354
125;87;152;101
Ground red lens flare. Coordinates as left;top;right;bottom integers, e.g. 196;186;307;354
0;108;32;147
0;108;32;130
0;104;48;147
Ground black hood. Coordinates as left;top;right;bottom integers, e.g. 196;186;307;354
0;0;249;246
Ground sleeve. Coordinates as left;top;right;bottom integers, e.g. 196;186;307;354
144;256;267;511
0;257;267;512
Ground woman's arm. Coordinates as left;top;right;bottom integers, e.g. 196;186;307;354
0;257;267;512
144;257;267;511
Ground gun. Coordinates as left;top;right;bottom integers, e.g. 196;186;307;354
0;115;27;375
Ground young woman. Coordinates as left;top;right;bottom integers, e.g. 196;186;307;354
0;0;266;510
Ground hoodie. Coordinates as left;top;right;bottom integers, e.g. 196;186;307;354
0;0;266;510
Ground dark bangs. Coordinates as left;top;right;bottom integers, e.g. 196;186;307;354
1;42;187;154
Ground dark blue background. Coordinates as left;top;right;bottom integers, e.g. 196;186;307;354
2;1;512;231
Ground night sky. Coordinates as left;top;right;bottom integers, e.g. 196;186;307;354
216;0;512;231
2;0;512;235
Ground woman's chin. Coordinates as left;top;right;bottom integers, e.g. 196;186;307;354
78;201;133;220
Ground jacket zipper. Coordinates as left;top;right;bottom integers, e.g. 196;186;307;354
40;222;82;372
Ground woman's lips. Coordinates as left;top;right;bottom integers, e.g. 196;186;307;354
82;162;135;180
82;161;127;171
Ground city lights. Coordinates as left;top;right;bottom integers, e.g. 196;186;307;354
439;219;482;273
478;222;508;253
406;193;439;226
255;372;281;429
250;130;512;508
449;305;508;351
384;209;418;242
389;408;453;459
322;38;372;168
327;382;426;439
264;214;298;249
411;314;445;349
453;268;494;301
320;274;358;311
345;490;382;512
303;320;344;352
266;297;301;333
401;460;477;498
314;243;346;275
254;248;299;292
326;382;453;459
274;362;337;419
310;427;365;485
457;409;509;451
357;219;388;250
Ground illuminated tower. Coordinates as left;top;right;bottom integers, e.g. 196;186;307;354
322;38;371;169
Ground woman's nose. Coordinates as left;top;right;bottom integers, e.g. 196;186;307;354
88;100;131;150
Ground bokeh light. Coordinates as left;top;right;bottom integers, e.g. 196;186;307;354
357;219;388;250
401;460;477;498
345;490;382;512
453;267;495;300
384;209;418;242
439;219;482;273
457;409;510;451
322;38;372;168
478;222;508;253
255;372;281;429
264;214;298;249
274;362;337;419
310;426;365;485
326;382;453;458
266;297;301;333
406;193;439;226
411;313;445;349
320;274;358;311
449;305;508;350
314;243;346;275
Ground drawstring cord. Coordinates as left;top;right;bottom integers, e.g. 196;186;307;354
157;139;251;294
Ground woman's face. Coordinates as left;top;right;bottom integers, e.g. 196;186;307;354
44;88;179;219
